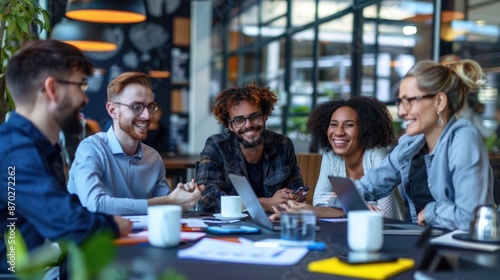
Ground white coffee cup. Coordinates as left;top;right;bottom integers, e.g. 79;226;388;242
147;205;182;247
348;210;383;252
221;195;243;217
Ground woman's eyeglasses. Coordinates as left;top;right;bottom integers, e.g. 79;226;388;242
395;94;435;111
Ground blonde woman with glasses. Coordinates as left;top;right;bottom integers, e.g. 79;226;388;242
355;59;495;231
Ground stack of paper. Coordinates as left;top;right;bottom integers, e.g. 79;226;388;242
178;238;308;265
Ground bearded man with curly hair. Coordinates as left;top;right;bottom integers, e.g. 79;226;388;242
196;83;305;213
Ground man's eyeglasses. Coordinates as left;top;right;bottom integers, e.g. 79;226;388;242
113;102;159;115
228;113;263;128
56;79;89;92
395;94;435;111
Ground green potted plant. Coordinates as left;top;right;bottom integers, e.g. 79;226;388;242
0;0;50;122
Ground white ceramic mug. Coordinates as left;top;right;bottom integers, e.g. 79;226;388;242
221;196;243;217
147;205;182;247
348;210;383;252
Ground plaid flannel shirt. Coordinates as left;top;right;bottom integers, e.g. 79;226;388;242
196;129;304;213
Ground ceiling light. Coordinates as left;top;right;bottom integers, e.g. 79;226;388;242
51;20;117;52
66;0;146;24
402;26;417;35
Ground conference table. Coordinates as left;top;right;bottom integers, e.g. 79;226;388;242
112;213;500;279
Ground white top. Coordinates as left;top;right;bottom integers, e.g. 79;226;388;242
313;147;405;220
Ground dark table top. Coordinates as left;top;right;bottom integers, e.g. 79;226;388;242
112;215;500;279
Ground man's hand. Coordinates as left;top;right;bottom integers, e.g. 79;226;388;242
148;179;205;210
259;188;301;212
268;200;313;221
113;216;133;237
169;179;205;210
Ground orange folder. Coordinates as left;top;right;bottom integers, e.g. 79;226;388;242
114;231;206;246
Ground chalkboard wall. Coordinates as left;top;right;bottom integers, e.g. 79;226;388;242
49;0;191;153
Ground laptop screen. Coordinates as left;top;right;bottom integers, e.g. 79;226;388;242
228;174;279;231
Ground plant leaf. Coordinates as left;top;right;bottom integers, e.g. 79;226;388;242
14;16;29;34
68;243;89;280
42;10;51;31
80;231;116;277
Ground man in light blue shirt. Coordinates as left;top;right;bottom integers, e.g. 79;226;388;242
68;72;204;215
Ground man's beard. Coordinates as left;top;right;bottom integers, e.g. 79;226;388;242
118;116;149;141
55;106;83;136
234;125;264;148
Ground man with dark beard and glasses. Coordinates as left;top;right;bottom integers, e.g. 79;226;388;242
68;72;204;215
0;40;132;274
197;83;305;213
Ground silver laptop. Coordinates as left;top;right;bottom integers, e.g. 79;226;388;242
327;176;442;235
228;173;281;231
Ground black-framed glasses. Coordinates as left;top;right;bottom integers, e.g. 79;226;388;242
228;113;263;128
395;94;435;111
56;79;89;92
113;102;159;115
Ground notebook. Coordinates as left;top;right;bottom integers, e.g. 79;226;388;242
308;257;415;279
228;173;282;231
327;176;442;235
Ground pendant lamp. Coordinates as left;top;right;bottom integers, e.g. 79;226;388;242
66;0;146;24
51;20;117;52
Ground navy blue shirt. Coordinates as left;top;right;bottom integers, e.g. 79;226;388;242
0;112;118;273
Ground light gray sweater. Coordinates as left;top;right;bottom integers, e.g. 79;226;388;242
313;147;405;220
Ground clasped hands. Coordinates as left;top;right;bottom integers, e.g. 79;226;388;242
171;178;205;210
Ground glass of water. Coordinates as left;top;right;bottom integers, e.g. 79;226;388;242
280;210;316;244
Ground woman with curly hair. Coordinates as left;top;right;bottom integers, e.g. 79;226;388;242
273;96;405;220
197;82;305;213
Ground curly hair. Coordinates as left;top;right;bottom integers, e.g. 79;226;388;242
306;96;396;153
212;82;278;128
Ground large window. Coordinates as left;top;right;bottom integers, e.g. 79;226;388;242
212;1;499;149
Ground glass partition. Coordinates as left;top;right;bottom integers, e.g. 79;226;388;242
260;39;286;134
317;15;353;102
291;0;317;27
240;5;259;47
318;0;352;20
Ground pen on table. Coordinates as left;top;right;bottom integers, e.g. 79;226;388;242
181;227;205;232
271;250;285;258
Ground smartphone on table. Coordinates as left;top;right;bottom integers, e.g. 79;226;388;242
206;225;261;235
336;252;398;265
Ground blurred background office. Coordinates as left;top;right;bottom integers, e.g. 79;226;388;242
20;0;500;155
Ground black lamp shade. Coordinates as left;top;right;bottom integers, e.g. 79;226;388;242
51;20;117;52
66;0;146;24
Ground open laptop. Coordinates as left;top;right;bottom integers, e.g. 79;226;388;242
327;176;443;235
228;173;283;231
